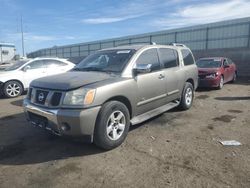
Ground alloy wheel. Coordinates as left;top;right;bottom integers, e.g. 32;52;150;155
106;110;126;141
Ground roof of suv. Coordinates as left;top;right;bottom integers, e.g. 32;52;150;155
101;44;189;51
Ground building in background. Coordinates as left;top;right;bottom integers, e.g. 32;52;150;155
0;43;16;63
28;17;250;76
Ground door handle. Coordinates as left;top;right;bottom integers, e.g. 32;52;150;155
158;74;165;79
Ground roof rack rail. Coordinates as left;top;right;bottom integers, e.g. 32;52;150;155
116;41;157;47
34;56;62;59
169;43;186;47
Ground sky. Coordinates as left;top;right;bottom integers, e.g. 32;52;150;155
1;0;250;54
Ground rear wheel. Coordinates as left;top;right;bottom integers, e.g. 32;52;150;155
3;81;23;98
178;82;194;110
94;101;130;150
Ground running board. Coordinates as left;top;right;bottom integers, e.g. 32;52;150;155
130;100;180;125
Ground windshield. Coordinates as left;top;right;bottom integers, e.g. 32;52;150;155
5;60;29;71
73;49;135;73
196;59;222;68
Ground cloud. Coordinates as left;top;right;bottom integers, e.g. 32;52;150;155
154;0;250;29
81;14;144;24
80;0;170;24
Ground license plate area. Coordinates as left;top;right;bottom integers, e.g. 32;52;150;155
28;112;48;129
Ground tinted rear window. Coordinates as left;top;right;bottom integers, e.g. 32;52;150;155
181;49;194;66
159;48;179;68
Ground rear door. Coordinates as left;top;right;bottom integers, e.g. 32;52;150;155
135;48;167;115
44;60;71;76
227;58;236;80
158;48;182;102
223;59;231;82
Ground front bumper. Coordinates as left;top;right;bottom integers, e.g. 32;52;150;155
198;77;220;88
23;99;101;142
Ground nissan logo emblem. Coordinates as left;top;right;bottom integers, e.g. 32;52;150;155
38;93;45;102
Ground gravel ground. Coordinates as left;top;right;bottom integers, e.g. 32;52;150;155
0;79;250;188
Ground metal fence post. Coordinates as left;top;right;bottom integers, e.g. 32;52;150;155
174;32;177;43
206;27;209;50
78;45;80;57
248;22;250;48
87;44;90;55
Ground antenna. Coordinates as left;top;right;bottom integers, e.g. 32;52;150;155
21;15;25;57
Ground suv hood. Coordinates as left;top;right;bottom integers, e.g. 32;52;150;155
30;71;116;90
198;68;220;75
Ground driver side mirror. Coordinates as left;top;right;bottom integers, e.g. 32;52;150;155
133;64;152;76
23;65;31;72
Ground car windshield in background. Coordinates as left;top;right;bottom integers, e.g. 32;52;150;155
196;59;222;68
5;60;29;71
73;49;135;73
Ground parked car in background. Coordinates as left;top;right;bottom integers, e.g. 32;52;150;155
0;58;75;98
197;57;237;89
24;44;198;150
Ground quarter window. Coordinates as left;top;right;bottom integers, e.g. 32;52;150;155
136;48;160;71
181;49;194;66
44;60;67;67
159;48;179;68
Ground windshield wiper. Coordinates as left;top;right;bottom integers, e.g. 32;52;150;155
73;67;104;72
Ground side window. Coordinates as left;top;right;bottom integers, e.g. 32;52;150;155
136;48;160;71
181;49;194;66
27;60;45;69
223;59;229;66
159;48;179;68
44;60;67;68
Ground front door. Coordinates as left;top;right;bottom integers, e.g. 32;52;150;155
23;60;47;88
135;48;166;115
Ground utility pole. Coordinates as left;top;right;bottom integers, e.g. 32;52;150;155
21;15;25;57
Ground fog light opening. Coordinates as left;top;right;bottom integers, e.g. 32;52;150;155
61;123;71;131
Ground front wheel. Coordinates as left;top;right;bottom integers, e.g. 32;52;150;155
217;76;224;90
178;82;194;110
3;81;23;98
94;101;130;150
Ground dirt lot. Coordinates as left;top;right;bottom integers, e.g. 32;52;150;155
0;80;250;188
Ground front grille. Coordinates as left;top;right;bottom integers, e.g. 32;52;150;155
30;88;64;107
35;90;49;105
199;75;206;79
51;92;62;106
27;88;33;99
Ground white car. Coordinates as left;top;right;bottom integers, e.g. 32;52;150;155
0;57;75;98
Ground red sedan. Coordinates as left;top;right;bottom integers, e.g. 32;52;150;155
197;57;237;89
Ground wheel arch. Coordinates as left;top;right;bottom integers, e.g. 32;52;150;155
104;96;133;118
4;79;24;90
186;78;194;88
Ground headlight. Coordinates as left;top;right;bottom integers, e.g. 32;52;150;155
63;88;96;106
206;72;218;78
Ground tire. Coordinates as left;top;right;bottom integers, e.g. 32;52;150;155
94;101;130;150
3;81;23;98
217;76;224;90
178;82;194;110
231;72;237;83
